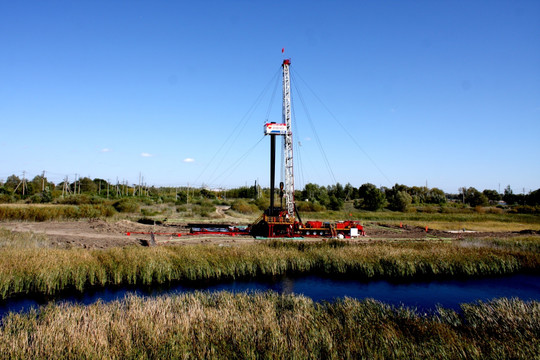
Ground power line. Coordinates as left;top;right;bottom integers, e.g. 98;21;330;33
291;68;393;186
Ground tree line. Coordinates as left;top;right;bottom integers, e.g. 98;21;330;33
1;174;539;212
228;182;540;212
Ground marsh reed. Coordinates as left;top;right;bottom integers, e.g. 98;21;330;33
0;292;537;359
0;240;538;300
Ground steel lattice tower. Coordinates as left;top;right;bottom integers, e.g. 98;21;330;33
282;59;295;218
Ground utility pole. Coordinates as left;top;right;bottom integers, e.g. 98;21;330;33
14;171;28;197
41;171;46;191
62;176;70;197
22;171;27;197
138;173;142;197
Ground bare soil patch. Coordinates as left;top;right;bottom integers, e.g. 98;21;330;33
0;219;528;249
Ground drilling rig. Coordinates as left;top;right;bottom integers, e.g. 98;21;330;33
128;58;365;244
250;59;297;237
250;59;365;238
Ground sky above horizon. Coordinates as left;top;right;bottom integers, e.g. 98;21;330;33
1;1;539;194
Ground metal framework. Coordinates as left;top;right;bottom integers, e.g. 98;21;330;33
282;59;295;218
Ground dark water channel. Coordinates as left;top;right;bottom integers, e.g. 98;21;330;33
1;274;539;318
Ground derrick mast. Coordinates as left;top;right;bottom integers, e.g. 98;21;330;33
249;58;365;239
282;59;295;218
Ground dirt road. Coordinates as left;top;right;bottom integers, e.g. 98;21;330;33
0;219;529;249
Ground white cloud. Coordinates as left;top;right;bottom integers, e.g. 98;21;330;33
183;158;195;163
100;148;111;153
141;153;153;157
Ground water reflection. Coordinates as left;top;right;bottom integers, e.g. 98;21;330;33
1;274;539;318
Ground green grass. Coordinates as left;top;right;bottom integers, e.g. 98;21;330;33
0;292;537;359
0;239;538;300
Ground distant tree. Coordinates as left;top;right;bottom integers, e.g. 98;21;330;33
385;184;411;211
328;183;345;201
483;189;501;203
317;187;330;208
344;183;358;200
302;183;320;202
503;185;519;205
357;183;386;211
409;186;428;204
465;187;488;207
93;178;109;195
200;188;217;199
3;175;20;191
526;188;540;206
29;175;54;196
388;190;412;212
426;188;447;204
78;177;98;194
328;195;344;211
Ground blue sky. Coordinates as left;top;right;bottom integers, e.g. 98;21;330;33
1;1;539;194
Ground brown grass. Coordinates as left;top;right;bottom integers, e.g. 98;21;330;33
0;293;537;359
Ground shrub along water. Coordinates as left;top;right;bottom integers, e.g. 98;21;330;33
0;292;537;359
0;240;538;300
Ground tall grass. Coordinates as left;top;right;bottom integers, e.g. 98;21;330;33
0;228;49;248
0;292;537;359
0;204;116;221
0;240;538;300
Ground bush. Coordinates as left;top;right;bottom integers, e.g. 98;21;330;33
253;197;270;210
415;206;439;214
113;199;140;213
296;200;325;212
474;206;486;214
0;194;15;204
56;194;92;205
388;191;412;212
512;205;540;214
485;207;504;214
231;199;258;214
0;205;116;221
140;198;154;206
141;208;159;217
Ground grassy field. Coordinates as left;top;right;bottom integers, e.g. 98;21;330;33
301;208;540;232
0;230;538;300
0;292;537;359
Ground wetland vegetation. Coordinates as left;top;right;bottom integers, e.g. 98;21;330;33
0;233;538;300
0;292;538;359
